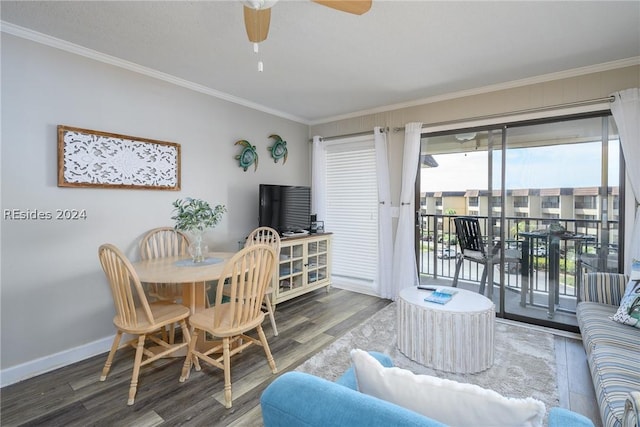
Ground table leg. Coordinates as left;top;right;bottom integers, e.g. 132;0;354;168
575;239;588;303
520;238;531;307
182;282;211;349
547;236;560;318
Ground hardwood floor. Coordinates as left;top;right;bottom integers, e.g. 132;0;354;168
0;288;390;426
1;287;600;426
555;335;602;427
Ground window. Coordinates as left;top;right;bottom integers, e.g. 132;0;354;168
513;196;528;208
541;196;560;209
575;195;598;210
324;138;378;290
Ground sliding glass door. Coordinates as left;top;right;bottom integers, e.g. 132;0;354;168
418;128;508;315
501;115;621;327
418;113;622;330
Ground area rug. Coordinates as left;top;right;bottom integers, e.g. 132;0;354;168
296;302;559;418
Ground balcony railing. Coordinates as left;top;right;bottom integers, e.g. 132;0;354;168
418;214;619;302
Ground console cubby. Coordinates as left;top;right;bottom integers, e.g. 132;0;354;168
271;233;332;306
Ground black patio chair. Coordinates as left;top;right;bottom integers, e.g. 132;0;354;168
452;217;521;298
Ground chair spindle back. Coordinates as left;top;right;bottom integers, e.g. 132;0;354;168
245;226;281;258
214;244;276;330
454;217;486;255
140;227;190;260
99;244;154;328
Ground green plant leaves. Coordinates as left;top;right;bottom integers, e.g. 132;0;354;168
171;197;227;232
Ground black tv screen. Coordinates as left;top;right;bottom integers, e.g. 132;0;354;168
259;184;311;234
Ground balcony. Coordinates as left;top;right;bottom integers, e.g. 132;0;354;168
418;214;620;328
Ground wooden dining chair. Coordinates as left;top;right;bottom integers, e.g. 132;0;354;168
140;227;191;303
245;226;281;336
140;227;192;343
179;243;278;409
98;243;191;405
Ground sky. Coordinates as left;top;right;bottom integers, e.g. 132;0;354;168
421;142;620;192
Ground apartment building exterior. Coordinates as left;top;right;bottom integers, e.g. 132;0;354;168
421;186;619;248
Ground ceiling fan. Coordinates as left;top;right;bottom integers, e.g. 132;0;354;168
242;0;372;44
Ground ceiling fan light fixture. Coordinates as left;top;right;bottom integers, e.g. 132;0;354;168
455;132;477;141
242;0;279;10
242;0;371;71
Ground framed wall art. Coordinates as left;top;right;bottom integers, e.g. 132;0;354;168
57;125;181;190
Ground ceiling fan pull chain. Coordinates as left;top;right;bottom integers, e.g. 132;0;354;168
252;43;264;72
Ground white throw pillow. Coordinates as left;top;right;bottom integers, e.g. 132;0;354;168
351;349;545;427
611;279;640;328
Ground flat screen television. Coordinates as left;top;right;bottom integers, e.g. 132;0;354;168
259;184;311;234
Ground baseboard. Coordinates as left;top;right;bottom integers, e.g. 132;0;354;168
331;281;379;297
1;335;114;388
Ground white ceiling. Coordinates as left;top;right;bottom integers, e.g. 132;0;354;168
2;1;639;124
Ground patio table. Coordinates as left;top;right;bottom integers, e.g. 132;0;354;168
519;231;595;317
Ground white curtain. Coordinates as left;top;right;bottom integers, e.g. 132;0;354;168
392;122;423;298
374;127;394;298
311;136;327;223
610;88;640;274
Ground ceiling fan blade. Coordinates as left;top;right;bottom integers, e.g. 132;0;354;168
312;0;372;15
243;6;271;43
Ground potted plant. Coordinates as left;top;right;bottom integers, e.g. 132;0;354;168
171;197;226;262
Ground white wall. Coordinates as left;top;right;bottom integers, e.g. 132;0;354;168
0;34;310;384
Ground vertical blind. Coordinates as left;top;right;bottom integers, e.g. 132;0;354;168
325;139;378;286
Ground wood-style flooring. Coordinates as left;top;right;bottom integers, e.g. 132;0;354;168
0;288;390;426
1;287;600;426
555;335;602;427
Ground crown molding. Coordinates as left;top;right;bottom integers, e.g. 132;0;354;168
310;57;640;126
3;21;637;128
1;21;311;125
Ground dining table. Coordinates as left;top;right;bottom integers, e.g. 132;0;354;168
132;251;235;315
132;251;237;355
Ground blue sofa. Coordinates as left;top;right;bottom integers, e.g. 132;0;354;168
261;352;595;427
